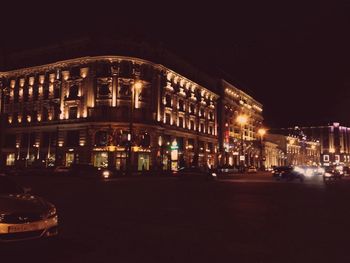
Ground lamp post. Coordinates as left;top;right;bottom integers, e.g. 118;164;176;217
126;81;142;176
236;114;248;172
158;135;163;171
258;128;266;171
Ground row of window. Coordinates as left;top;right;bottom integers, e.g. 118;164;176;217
4;86;60;103
163;94;214;120
164;113;215;135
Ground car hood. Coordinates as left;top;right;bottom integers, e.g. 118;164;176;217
0;194;51;215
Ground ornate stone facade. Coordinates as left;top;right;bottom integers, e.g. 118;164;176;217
0;56;219;171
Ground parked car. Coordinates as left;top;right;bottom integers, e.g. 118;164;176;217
272;166;304;182
247;166;257;173
0;175;58;242
175;167;217;181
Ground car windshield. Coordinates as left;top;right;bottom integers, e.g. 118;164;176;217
0;176;24;194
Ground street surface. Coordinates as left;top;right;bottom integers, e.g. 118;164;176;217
2;172;350;263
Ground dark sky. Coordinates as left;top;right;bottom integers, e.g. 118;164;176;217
1;1;350;128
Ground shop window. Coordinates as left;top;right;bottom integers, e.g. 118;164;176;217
116;152;127;170
93;152;108;168
6;153;16;166
138;153;150;171
65;153;75;167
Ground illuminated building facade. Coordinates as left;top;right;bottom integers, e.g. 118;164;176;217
265;133;321;166
218;80;264;168
0;56;219;170
279;123;350;166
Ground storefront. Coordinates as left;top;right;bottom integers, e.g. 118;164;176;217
137;153;150;171
93;151;108;168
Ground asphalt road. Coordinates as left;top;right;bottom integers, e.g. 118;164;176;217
3;173;350;263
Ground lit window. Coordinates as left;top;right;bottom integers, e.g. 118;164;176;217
6;153;15;166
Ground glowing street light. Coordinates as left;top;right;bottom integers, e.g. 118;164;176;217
258;128;266;137
236;114;248;172
236;115;248;126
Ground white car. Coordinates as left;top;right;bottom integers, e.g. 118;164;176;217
0;176;58;242
247;166;257;173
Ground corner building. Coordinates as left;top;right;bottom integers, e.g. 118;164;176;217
0;56;219;171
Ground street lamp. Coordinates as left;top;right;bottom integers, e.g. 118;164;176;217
158;135;163;171
236;114;248;172
258;128;266;171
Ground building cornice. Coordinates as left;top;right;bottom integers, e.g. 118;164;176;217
0;55;219;99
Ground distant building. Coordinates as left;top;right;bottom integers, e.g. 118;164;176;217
265;133;320;166
277;123;350;166
263;141;285;168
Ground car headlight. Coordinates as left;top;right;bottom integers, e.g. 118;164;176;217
102;170;110;178
324;172;332;177
305;168;314;177
211;173;217;177
317;168;325;174
46;206;57;219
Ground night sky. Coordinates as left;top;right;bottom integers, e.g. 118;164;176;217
1;1;349;128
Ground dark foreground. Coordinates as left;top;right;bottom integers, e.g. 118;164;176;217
2;174;350;263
